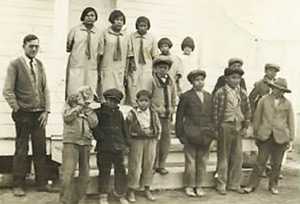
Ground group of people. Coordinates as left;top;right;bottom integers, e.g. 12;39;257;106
2;6;295;204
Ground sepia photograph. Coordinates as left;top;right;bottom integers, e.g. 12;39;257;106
0;0;299;204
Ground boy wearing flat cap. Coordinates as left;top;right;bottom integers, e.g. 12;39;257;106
92;88;129;204
213;67;251;195
176;69;215;197
249;63;280;113
244;78;294;195
212;58;247;95
151;55;176;175
158;37;183;95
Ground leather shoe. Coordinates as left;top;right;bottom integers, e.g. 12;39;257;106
13;187;26;197
156;168;169;175
269;187;279;195
185;187;197;197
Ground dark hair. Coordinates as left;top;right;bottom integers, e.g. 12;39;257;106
136;90;152;99
108;10;126;24
80;7;98;21
181;36;195;51
224;67;244;76
23;34;39;45
158;37;173;48
135;16;151;30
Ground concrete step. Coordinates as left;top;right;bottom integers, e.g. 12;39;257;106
71;166;252;194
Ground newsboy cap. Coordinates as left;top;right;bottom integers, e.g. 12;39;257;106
187;69;207;83
228;58;243;67
224;67;244;76
158;37;173;48
103;88;124;102
153;55;173;68
265;63;280;72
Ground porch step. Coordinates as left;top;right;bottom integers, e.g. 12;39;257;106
73;166;252;194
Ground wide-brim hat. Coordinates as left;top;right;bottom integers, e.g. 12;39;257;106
265;63;280;72
153;55;173;68
268;78;291;93
224;67;244;76
187;69;206;83
103;88;124;102
228;58;243;67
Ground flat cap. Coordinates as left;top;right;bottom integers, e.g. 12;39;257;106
265;63;280;72
103;88;123;102
153;55;173;68
228;58;243;67
187;69;207;83
224;67;244;76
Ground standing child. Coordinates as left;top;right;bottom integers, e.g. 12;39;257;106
65;7;101;98
127;16;159;105
126;90;161;202
176;70;215;197
179;37;200;93
249;63;280;113
93;88;129;204
212;58;247;95
60;86;98;204
158;37;183;95
244;78;294;195
213;67;251;195
98;10;132;101
151;56;176;175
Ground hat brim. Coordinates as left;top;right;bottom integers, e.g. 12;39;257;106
266;66;280;72
153;60;173;68
269;83;291;93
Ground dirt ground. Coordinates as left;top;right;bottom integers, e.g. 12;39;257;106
0;148;299;204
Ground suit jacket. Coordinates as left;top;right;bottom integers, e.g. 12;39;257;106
175;89;214;145
253;94;295;144
3;57;50;112
249;76;272;112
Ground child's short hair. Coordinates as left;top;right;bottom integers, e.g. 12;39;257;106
109;10;126;24
135;16;151;30
158;37;173;48
80;7;98;21
103;88;123;102
181;36;195;51
67;93;78;106
136;90;152;100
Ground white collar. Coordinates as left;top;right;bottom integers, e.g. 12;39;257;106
23;54;36;66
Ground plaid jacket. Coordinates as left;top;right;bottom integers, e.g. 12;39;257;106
213;86;251;129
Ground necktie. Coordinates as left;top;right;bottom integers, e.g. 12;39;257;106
113;34;122;61
138;36;146;65
85;30;91;60
29;59;36;84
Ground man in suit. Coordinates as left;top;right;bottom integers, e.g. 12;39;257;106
3;34;50;196
244;78;294;195
176;69;215;197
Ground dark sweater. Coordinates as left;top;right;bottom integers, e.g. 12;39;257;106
93;103;129;152
2;57;50;112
